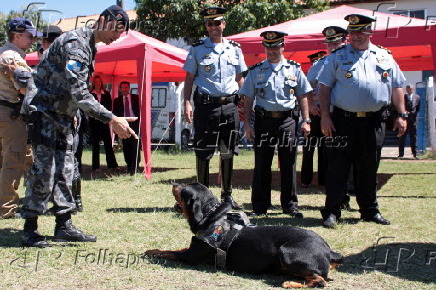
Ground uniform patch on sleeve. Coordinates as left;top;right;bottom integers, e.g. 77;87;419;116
67;60;83;72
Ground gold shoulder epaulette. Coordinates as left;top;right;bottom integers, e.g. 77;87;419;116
331;44;346;53
248;62;263;70
228;40;241;48
376;45;392;54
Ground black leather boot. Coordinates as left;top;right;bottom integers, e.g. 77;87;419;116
196;158;210;187
23;216;49;248
72;178;83;212
54;213;97;242
220;158;242;210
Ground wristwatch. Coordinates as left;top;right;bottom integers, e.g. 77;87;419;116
399;112;408;118
302;118;311;124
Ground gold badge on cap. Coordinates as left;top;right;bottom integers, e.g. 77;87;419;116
325;28;336;37
207;8;217;15
345;71;352;78
266;32;277;40
205;65;211;72
349;15;360;25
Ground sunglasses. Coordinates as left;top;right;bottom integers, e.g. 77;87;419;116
206;20;222;27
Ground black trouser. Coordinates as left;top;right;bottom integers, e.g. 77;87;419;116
301;114;325;186
252;116;298;213
399;116;418;157
322;110;385;218
89;120;118;169
193;102;240;161
122;137;141;172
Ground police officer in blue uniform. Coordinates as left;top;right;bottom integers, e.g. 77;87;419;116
183;7;247;210
301;50;327;188
318;14;408;228
304;26;354;211
241;31;312;217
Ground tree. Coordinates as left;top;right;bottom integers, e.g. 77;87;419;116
133;0;330;42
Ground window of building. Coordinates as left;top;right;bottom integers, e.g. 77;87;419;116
392;9;426;20
152;87;167;108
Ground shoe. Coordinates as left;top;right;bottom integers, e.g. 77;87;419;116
248;211;267;217
284;209;304;218
301;183;311;188
23;230;49;248
361;213;390;225
221;195;242;210
322;214;337;228
54;220;97;242
92;168;101;172
397;155;404;158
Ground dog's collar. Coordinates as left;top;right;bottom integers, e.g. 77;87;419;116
204;203;220;218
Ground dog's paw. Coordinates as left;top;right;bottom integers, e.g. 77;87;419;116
143;249;163;258
282;281;305;288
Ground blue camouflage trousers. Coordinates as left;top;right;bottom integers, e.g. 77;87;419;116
22;113;75;217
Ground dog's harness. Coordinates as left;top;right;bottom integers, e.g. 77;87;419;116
195;210;253;269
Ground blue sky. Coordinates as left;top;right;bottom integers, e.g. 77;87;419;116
0;0;136;21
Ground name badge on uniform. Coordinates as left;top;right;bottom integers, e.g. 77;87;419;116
205;65;211;72
290;88;295;95
345;71;352;78
203;54;211;59
257;74;265;82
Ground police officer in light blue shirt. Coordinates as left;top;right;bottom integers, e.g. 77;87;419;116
241;31;312;217
302;27;351;203
317;14;408;228
183;7;247;210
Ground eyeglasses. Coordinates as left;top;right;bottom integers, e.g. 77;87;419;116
206;20;222;27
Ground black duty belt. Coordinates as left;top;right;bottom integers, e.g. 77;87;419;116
333;107;382;118
194;93;239;105
254;106;293;119
0;99;21;109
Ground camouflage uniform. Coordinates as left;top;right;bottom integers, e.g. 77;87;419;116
21;27;114;217
0;41;32;218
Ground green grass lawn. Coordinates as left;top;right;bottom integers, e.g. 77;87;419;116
1;148;435;289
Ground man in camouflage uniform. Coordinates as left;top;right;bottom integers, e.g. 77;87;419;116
0;18;39;219
21;5;137;247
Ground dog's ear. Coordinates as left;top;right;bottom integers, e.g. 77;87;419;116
172;184;182;197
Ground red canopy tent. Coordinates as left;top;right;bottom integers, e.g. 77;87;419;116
228;5;436;72
26;30;188;179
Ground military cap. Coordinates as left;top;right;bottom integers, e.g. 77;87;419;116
322;26;348;43
8;17;42;37
200;7;227;20
344;14;376;31
307;51;327;63
42;25;63;43
260;31;288;47
100;5;129;30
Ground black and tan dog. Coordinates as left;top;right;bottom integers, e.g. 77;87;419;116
145;183;343;288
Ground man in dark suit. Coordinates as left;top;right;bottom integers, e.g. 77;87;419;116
398;84;421;159
113;81;141;175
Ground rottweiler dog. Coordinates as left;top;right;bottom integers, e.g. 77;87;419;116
145;183;343;288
